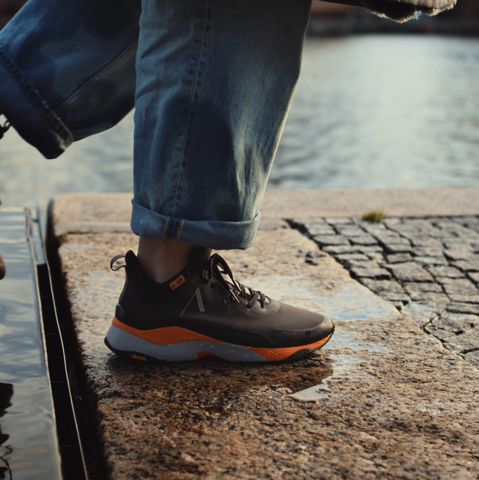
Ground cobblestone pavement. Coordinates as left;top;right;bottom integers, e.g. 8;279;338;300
292;216;479;369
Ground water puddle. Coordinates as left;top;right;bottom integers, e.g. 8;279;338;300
288;330;392;402
233;274;394;402
240;274;398;322
332;329;391;354
288;354;357;402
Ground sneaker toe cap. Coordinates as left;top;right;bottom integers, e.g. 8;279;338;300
271;306;334;347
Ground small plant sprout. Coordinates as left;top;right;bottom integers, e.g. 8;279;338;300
362;210;385;223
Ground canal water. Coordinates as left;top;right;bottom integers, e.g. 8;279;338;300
1;35;479;210
0;210;62;480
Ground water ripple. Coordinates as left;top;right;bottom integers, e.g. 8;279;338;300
2;35;479;209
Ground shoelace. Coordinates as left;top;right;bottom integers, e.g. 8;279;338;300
203;253;268;309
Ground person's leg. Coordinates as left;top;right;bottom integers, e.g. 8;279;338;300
106;0;335;363
131;0;315;281
132;0;314;252
0;0;141;158
137;237;202;283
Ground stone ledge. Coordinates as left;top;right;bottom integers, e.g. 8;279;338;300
50;187;479;238
56;224;479;479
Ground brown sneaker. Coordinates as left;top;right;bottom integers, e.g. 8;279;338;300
105;248;334;363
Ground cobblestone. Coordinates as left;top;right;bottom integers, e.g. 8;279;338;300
380;294;411;309
355;246;383;255
335;226;364;237
424;326;456;341
335;253;369;263
361;223;387;234
325;217;352;225
469;272;479;284
404;282;443;296
359;279;405;295
386;262;434;283
464;350;479;368
448;294;479;304
402;304;442;328
435;277;469;285
349;234;378;246
349;266;391;280
386;253;413;263
410;237;444;249
452;260;479;272
322;245;357;255
343;260;374;269
382;242;414;254
409;292;450;304
413;256;448;266
447;302;479;315
444;329;479;354
306;224;336;236
430;313;479;334
366;253;385;262
413;247;444;257
442;280;477;296
444;249;478;261
293;215;479;369
312;235;349;246
427;266;464;278
340;260;378;269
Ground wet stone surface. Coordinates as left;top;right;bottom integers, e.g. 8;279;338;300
55;221;479;480
292;216;479;368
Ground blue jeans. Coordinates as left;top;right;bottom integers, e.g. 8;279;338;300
0;0;312;249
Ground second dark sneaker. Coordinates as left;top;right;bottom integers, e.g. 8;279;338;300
0;253;5;280
105;248;334;363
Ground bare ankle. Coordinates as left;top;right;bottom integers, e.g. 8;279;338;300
137;237;202;283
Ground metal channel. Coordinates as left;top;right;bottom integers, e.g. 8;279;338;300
0;207;87;480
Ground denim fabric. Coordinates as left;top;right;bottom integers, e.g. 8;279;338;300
0;0;141;158
0;0;312;249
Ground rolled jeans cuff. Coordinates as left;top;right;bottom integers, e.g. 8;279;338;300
130;200;260;250
0;45;73;159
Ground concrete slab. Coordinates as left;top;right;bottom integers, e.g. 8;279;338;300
50;187;479;238
56;223;479;479
261;187;479;219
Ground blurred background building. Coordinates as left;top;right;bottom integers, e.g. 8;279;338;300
2;0;479;204
1;0;479;34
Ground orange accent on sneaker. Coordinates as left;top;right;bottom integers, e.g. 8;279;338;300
112;317;223;345
131;353;146;361
169;275;186;290
246;334;332;361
